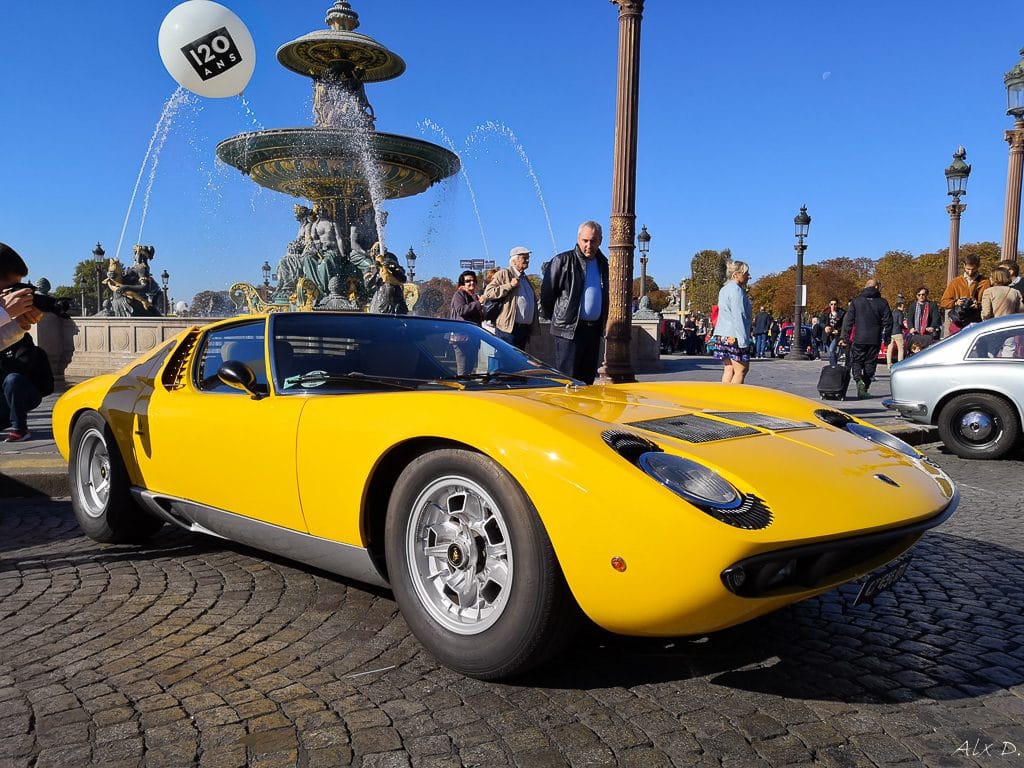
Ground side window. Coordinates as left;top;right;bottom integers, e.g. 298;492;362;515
195;322;267;393
967;330;1024;360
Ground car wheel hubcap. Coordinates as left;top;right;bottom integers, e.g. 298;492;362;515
958;409;995;443
76;428;111;518
407;475;513;635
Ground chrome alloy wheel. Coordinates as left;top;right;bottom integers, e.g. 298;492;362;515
956;409;995;443
75;427;112;519
406;475;513;635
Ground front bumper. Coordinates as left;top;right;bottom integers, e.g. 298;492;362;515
720;491;958;597
882;397;929;420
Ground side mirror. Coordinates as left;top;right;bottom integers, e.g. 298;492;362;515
218;360;264;399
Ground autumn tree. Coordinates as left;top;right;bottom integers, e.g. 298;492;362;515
689;249;730;314
50;258;107;315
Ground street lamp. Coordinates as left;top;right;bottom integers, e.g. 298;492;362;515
160;270;170;315
945;146;971;284
1002;47;1024;262
636;225;651;308
261;261;272;289
78;274;87;317
92;242;105;314
785;205;811;361
598;0;646;384
405;247;417;282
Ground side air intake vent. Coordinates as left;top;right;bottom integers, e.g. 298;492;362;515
161;329;201;391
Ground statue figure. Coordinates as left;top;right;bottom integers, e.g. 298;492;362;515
310;204;344;257
273;240;303;301
366;249;408;315
294;204;314;246
103;256;160;317
347;226;375;273
313;61;375;130
315;276;359;311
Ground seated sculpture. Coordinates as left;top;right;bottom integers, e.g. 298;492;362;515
103;247;162;317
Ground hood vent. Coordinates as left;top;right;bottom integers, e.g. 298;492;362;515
706;412;814;432
629;414;759;443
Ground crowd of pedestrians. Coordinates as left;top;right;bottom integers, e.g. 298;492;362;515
451;231;1023;394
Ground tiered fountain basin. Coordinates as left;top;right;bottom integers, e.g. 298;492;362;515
215;128;460;201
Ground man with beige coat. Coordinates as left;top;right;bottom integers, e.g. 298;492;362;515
483;246;538;351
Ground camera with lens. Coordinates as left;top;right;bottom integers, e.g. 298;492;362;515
2;283;71;319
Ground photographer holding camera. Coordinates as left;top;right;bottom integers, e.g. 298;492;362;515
1;243;44;351
1;243;49;442
940;253;990;336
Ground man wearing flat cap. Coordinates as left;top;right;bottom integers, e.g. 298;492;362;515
482;246;537;351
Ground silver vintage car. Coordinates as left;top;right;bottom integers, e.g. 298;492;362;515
884;314;1024;459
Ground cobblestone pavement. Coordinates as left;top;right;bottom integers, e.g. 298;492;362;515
1;446;1022;767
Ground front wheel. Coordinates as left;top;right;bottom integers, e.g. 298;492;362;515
69;411;163;543
385;448;578;679
937;392;1021;459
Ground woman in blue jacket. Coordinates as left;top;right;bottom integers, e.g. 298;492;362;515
711;260;753;384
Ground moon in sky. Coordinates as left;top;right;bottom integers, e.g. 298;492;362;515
822;71;832;80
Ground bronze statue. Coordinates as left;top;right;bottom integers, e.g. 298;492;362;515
104;254;160;317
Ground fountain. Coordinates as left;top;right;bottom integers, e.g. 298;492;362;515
215;0;460;311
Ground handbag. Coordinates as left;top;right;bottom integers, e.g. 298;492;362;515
481;298;503;322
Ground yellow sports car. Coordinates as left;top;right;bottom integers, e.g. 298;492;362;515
54;312;957;679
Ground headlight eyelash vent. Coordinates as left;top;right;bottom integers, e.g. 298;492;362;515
602;429;662;465
700;494;773;530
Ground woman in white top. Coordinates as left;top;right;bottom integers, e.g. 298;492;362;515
711;260;753;384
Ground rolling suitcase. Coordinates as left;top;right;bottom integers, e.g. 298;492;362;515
818;345;851;400
817;364;851;400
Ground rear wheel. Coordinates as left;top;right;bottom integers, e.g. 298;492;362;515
69;411;163;543
937;392;1021;459
385;448;578;679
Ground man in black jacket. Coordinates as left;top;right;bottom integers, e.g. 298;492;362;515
539;221;609;384
840;279;891;399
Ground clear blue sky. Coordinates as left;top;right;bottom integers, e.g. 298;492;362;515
1;1;1022;305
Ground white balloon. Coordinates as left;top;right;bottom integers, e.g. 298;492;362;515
158;1;256;98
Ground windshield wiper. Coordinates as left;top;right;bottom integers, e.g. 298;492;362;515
505;367;577;385
283;370;418;391
454;371;531;383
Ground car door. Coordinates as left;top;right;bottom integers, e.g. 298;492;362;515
133;319;309;532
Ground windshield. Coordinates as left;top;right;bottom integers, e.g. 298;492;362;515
269;313;576;393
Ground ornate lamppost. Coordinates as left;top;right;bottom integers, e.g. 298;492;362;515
160;270;170;315
92;242;105;313
78;274;87;317
636;225;650;309
261;261;272;290
599;0;645;383
1002;47;1024;262
945;147;971;284
785;206;811;361
406;247;417;282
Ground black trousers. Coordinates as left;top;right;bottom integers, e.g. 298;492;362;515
553;322;603;384
849;343;881;387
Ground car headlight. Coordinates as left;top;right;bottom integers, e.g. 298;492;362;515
637;452;741;509
844;422;921;459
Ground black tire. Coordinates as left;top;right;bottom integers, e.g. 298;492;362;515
937;392;1021;460
385;448;579;679
69;411;163;543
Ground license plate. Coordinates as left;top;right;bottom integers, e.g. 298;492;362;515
853;558;910;606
